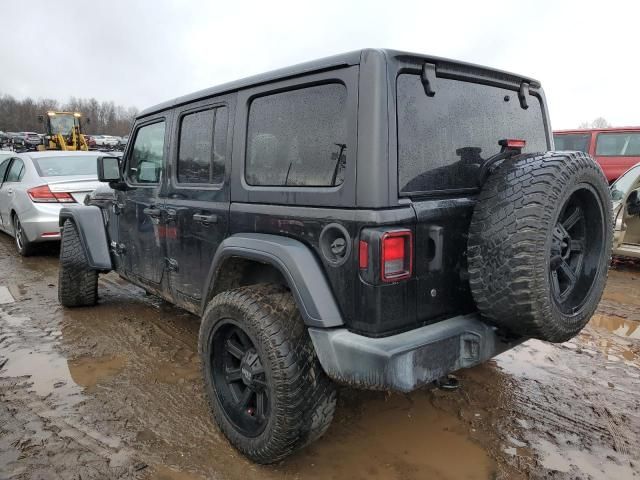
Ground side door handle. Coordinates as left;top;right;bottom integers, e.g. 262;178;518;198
7;188;13;195
193;213;218;225
143;207;162;218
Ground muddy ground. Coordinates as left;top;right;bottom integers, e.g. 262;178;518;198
0;234;638;480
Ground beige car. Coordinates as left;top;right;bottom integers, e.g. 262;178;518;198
612;163;640;258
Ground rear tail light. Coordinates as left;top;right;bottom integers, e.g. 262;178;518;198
27;185;76;203
381;230;413;282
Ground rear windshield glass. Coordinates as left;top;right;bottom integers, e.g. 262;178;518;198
553;134;590;152
397;74;548;194
33;156;98;177
596;132;640;156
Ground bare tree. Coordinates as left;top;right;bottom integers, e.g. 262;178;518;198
0;93;137;136
578;117;611;129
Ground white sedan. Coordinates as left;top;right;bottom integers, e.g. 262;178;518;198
612;163;640;258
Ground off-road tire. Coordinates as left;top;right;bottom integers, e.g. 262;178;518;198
468;151;613;342
199;284;337;464
12;214;36;256
58;220;98;307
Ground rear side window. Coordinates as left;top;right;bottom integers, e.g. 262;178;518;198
0;158;11;183
177;106;228;184
127;121;166;184
554;134;590;152
596;132;640;156
245;83;347;187
5;159;24;182
397;74;548;194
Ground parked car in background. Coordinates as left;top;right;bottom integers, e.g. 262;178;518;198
84;135;97;149
0;151;102;255
554;127;640;182
93;135;119;148
12;132;43;149
611;163;640;258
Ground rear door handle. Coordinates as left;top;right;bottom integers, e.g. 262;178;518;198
143;207;162;217
193;213;218;224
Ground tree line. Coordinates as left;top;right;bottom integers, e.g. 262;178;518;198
0;94;138;136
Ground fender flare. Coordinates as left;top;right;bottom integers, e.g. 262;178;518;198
59;206;112;270
202;233;343;328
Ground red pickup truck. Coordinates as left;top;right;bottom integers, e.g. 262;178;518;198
553;127;640;182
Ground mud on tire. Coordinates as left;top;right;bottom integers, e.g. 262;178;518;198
468;151;613;343
199;284;337;464
58;220;98;307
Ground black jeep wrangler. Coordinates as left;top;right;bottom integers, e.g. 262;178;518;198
57;49;613;463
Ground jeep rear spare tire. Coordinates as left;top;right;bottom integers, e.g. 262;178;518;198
468;151;613;343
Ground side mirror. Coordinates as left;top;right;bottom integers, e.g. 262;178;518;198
97;156;121;182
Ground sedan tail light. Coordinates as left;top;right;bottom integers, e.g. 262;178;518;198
27;185;76;203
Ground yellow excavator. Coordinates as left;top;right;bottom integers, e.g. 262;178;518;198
37;111;89;151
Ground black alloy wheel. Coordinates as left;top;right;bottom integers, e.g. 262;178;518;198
549;185;604;314
211;321;270;437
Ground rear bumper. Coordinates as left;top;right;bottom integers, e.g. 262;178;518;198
309;314;521;392
20;203;62;242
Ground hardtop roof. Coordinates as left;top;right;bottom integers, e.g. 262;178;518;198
138;48;541;118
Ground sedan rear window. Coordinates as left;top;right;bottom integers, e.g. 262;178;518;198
33;156;98;177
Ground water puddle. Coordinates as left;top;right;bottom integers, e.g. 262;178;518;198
68;355;127;390
0;309;126;402
589;313;640;339
278;391;494;480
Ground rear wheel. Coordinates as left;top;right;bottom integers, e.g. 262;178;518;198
58;220;98;307
199;284;337;464
12;214;35;256
468;151;613;342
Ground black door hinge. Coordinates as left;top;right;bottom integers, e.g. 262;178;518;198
165;257;178;272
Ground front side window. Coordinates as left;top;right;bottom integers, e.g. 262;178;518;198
127;121;166;184
554;134;591;153
245;83;348;187
177;106;228;184
596;132;640;156
5;159;24;182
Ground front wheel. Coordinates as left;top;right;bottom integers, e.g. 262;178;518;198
58;220;98;307
199;285;337;464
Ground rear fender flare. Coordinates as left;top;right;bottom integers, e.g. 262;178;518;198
59;206;112;270
202;233;343;328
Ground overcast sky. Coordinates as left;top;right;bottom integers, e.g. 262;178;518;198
1;0;637;129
